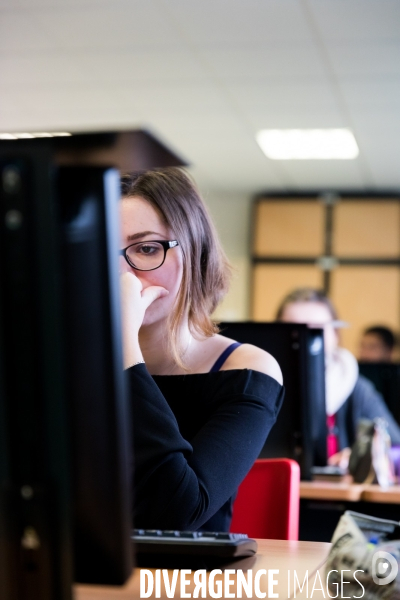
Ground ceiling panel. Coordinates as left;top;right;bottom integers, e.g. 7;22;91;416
1;3;182;52
0;0;399;194
308;0;400;42
160;0;312;44
0;50;209;88
281;159;368;189
326;41;400;78
0;12;59;52
246;107;346;130
225;80;338;111
339;80;400;110
199;42;326;80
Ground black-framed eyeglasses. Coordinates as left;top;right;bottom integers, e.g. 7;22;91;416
119;240;179;272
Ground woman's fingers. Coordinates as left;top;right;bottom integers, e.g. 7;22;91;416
141;285;169;310
120;272;168;312
120;270;142;297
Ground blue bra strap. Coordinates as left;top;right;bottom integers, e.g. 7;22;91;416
209;342;242;373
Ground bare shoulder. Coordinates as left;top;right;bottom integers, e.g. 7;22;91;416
222;342;283;385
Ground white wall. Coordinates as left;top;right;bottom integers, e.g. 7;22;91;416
202;189;253;322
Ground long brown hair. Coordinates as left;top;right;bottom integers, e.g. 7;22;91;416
121;168;231;366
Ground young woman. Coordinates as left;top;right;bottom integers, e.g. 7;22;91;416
277;288;400;468
120;168;283;531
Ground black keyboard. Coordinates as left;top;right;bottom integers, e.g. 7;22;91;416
132;529;257;568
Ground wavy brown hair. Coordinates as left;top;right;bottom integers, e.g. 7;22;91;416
121;168;231;366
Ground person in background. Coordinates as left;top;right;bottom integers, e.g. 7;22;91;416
358;325;397;363
276;288;400;469
120;167;283;531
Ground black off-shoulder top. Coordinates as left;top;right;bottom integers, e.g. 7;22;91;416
127;364;284;532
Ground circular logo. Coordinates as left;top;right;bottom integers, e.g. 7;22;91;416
372;551;398;586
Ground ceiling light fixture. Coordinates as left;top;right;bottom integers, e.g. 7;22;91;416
256;128;359;160
0;132;72;140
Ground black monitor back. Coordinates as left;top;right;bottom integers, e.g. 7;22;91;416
0;142;133;599
58;167;133;585
219;322;327;478
358;362;400;426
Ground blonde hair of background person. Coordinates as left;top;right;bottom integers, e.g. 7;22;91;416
276;288;400;470
119;167;283;531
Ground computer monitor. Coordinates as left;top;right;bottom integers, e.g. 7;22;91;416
358;362;400;426
0;140;133;599
219;322;327;478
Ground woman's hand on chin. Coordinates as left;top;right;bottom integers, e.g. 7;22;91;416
120;270;169;367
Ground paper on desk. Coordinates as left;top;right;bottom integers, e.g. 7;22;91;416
325;511;400;600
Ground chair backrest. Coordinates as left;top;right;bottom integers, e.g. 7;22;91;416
230;458;300;540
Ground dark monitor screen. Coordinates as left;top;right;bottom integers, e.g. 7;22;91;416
219;322;327;478
0;143;133;599
358;362;400;426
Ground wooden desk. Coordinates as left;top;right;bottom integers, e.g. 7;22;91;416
74;539;331;600
300;480;364;501
362;484;400;503
300;481;400;542
300;480;400;503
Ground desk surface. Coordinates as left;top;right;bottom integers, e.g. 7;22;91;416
300;479;364;501
74;539;331;600
300;480;400;503
362;483;400;503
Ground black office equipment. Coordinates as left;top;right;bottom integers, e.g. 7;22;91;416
0;140;133;599
219;322;327;479
133;530;257;568
358;362;400;425
58;167;133;586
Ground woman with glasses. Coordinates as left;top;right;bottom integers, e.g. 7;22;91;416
120;167;283;531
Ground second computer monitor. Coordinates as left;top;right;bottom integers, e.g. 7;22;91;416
219;322;327;479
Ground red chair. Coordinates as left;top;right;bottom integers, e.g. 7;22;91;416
230;458;300;540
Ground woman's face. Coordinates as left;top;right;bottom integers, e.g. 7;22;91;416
280;301;339;359
120;196;184;328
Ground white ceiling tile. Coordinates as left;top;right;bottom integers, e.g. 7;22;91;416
115;82;230;114
281;160;368;190
149;112;248;140
0;0;399;194
41;3;181;50
199;43;326;81
0;3;182;53
308;0;400;42
160;0;312;45
327;42;400;78
225;81;338;111
350;109;400;132
340;80;400;110
0;50;209;87
246;108;346;131
0;12;59;52
1;0;134;6
357;131;400;187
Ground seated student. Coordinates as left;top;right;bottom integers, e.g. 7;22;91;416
358;325;397;363
276;288;400;469
119;168;283;531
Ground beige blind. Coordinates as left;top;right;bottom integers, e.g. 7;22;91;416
254;201;325;257
331;266;400;354
333;201;400;257
252;264;322;321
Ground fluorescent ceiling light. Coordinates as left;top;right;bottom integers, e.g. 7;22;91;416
0;132;72;140
256;128;359;160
